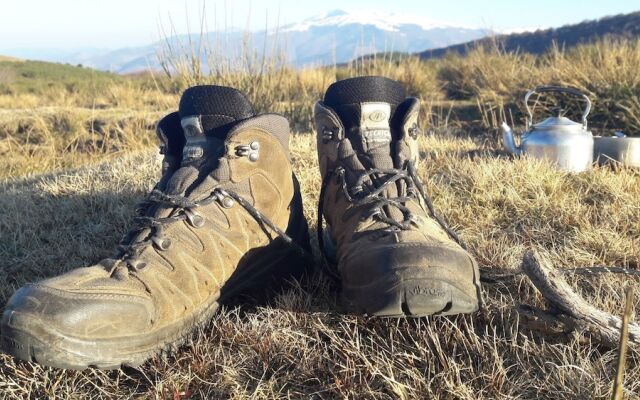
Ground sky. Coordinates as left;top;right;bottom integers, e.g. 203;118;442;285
0;0;638;50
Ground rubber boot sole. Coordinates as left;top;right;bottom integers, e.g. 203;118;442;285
0;175;311;370
340;267;481;318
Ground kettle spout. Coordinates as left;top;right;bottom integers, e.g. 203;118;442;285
501;122;521;156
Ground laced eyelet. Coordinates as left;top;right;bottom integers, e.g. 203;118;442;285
221;197;234;208
129;260;147;270
152;236;172;250
235;141;260;161
191;214;205;227
408;123;420;139
185;209;205;228
213;189;235;208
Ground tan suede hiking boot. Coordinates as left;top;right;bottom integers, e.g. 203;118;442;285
314;76;481;317
1;86;310;369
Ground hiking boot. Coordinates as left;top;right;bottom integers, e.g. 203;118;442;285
1;86;311;369
314;76;481;317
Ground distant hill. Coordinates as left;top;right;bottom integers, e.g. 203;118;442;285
419;11;640;58
0;58;121;93
0;55;22;62
81;10;492;73
1;10;493;73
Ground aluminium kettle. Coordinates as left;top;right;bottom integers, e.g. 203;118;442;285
501;86;594;172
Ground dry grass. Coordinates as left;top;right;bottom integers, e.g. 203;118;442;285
0;56;21;62
440;39;640;133
0;133;639;398
0;108;167;179
1;37;640;398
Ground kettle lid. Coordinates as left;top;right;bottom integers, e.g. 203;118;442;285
532;116;586;132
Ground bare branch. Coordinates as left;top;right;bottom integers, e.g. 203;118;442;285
521;250;640;348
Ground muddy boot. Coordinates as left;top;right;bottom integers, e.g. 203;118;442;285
314;76;481;317
1;86;310;369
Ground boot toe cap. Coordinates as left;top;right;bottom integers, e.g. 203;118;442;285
342;242;477;283
339;242;481;316
2;283;154;339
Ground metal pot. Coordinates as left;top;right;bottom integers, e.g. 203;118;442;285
502;86;594;172
594;133;640;168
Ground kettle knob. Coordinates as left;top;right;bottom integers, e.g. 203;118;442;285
552;107;563;118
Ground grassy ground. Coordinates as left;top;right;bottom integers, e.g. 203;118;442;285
1;137;639;398
0;41;640;398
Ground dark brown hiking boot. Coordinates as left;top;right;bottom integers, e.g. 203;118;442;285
1;86;310;369
314;76;481;317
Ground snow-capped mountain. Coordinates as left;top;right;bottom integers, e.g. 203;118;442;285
275;9;490;66
3;10;493;73
282;9;462;32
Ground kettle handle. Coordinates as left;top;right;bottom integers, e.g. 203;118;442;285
524;86;592;129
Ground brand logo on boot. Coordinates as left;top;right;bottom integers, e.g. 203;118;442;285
362;130;392;144
181;115;206;161
410;285;446;297
368;110;387;122
361;102;392;148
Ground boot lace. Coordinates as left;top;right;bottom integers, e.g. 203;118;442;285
317;160;465;279
116;187;309;272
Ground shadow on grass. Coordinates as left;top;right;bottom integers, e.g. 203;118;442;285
0;184;146;302
0;172;333;312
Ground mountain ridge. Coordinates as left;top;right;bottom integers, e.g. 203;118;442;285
419;11;640;58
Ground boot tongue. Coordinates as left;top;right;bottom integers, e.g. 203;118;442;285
179;85;255;136
324;76;405;170
160;85;256;197
178;85;255;164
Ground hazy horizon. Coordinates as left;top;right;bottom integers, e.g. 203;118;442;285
0;0;638;53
